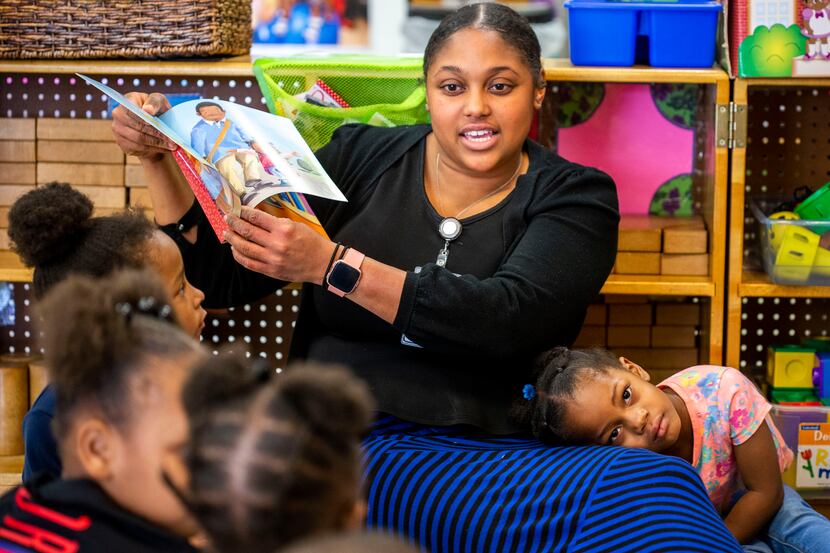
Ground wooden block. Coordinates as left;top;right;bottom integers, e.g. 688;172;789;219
0;207;9;228
37;163;124;187
74;186;125;209
125;164;147;187
615;252;661;275
28;360;49;408
603;295;649;304
573;325;606;348
0;120;35;140
92;207;126;218
126;155;141;165
607;325;651;347
0;229;9;250
0;141;35;163
583;304;607;326
660;254;709;276
0;163;36;185
619;216;662;252
608;303;653;326
37;141;124;164
37;119;114;142
0;360;28;455
655;303;701;326
663;227;708;254
0;185;34;206
129;187;152;208
651;325;698;348
613;347;699;372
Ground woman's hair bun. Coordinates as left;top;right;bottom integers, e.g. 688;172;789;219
279;363;375;440
8;183;94;267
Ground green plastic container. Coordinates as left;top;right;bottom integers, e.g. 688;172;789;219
795;182;830;234
253;55;430;151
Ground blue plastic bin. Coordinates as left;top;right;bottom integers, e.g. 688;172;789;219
565;0;722;68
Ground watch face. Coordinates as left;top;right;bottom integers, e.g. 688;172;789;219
327;260;361;293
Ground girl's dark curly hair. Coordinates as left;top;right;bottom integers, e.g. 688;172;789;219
37;269;201;439
423;3;544;87
181;356;375;553
512;347;623;444
8;182;155;298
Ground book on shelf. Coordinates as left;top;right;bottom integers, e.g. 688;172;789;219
79;74;346;241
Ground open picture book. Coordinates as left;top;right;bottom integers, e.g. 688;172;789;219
79;74;346;241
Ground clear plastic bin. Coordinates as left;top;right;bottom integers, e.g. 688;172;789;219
770;404;830;490
752;199;830;286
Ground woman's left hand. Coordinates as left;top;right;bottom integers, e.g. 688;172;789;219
224;207;331;284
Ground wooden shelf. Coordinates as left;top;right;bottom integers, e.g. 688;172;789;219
0;253;31;283
0;58;731;84
0;56;256;76
739;270;830;298
600;274;715;297
543;59;729;85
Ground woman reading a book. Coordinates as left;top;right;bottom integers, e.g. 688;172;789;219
111;4;740;551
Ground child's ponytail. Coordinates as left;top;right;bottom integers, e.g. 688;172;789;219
37;269;199;435
513;347;622;445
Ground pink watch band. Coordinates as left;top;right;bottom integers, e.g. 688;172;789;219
326;248;365;297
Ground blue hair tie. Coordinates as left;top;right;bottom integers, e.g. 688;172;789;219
522;384;537;401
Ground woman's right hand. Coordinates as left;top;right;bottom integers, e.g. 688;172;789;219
111;92;176;161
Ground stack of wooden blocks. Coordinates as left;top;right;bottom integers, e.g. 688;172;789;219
0;118;153;257
614;215;709;276
0;354;49;494
574;296;701;382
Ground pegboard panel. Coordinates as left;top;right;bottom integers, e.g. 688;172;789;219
0;72;304;369
0;282;301;369
0;74;269;119
743;86;830;267
739;297;829;380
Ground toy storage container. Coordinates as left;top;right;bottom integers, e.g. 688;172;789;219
564;0;722;68
771;404;830;491
752;198;830;286
253;55;429;151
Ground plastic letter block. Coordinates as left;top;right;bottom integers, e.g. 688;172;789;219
768;346;817;389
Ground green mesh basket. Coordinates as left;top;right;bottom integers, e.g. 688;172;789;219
253;55;430;151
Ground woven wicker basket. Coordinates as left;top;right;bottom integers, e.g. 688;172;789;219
0;0;251;59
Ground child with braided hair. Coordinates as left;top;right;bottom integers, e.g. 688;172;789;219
169;355;374;553
8;182;206;481
0;269;206;552
515;347;830;552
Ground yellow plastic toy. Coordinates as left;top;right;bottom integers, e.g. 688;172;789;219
767;345;817;389
769;211;801;250
773;226;826;283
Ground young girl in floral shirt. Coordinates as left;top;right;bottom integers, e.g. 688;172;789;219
515;347;830;552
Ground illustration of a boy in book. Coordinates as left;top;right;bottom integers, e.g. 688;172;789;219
191;101;267;196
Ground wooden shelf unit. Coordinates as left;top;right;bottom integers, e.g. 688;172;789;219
0;59;730;364
726;78;830;370
543;62;730;365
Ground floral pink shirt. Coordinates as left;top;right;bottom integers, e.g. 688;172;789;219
659;365;793;513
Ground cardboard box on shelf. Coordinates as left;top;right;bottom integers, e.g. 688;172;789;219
37;163;124;187
607;325;651;347
36;119;115;142
609;303;653;326
661;253;709;276
37;141;124;165
0;141;35;163
615;252;661;275
0;120;35;141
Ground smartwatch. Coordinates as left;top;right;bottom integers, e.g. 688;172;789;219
326;248;365;297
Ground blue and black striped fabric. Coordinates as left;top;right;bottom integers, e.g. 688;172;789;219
363;416;741;553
